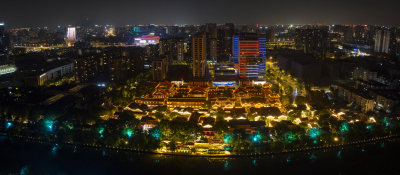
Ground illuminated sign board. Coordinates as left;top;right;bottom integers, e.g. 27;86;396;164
213;82;235;86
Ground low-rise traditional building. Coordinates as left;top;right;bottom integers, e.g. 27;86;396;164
167;98;206;109
135;98;166;107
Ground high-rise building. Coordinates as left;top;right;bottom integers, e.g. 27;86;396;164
232;34;266;79
223;23;235;60
0;22;10;64
0;22;7;55
205;23;218;62
231;35;239;64
343;26;354;43
176;39;184;61
0;23;16;77
66;26;77;44
152;57;168;81
295;28;329;59
159;38;184;61
389;27;399;58
217;28;226;62
205;23;217;39
209;38;217;61
159;39;168;55
224;23;235;37
374;29;390;53
192;33;207;78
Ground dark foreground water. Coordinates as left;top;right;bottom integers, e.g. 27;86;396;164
1;136;400;175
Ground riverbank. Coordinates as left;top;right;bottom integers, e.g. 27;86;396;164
4;133;399;157
2;136;400;175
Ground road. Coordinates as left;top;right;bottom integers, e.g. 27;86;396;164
41;84;87;105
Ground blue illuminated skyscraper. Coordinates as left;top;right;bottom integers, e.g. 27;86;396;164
231;35;240;64
257;37;267;77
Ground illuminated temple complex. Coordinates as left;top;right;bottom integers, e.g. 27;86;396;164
135;81;281;111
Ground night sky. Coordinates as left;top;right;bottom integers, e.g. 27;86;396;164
1;0;399;27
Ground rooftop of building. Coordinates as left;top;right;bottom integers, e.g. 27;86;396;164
278;52;320;65
228;119;266;128
167;65;192;81
373;90;400;101
234;33;266;40
356;79;388;87
336;83;373;100
168;98;206;102
213;75;237;82
14;55;73;76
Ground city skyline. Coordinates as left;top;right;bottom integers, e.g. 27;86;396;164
1;1;400;174
1;0;400;27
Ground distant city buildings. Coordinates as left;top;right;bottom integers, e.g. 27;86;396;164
295;28;329;59
73;47;144;84
1;23;400;99
134;33;159;47
105;26;116;37
159;38;185;61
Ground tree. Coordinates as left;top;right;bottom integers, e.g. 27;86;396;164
281;95;291;107
271;84;279;93
168;140;177;152
317;112;331;129
202;101;212;110
295;96;307;106
288;110;301;121
155;112;165;120
223;89;233;98
153;105;168;112
247;113;257;121
215;108;226;121
158;119;171;137
393;104;400;114
214;120;228;135
284;85;293;95
168;112;182;120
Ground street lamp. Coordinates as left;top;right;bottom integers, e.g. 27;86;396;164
334;137;339;142
5;122;12;129
123;128;133;138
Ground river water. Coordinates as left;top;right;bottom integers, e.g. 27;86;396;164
0;136;399;175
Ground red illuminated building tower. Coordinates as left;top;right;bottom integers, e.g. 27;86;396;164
232;34;266;79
